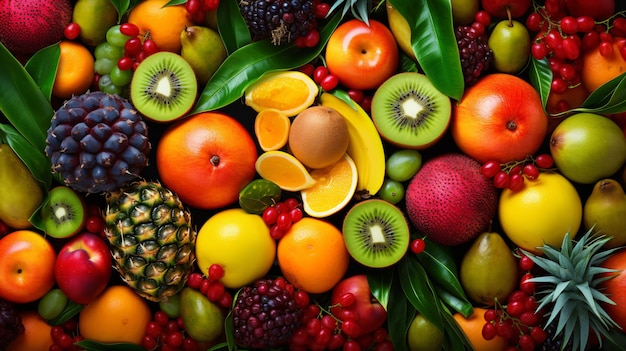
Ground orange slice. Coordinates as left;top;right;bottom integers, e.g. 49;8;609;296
301;153;358;218
254;108;291;151
244;71;318;117
255;150;316;191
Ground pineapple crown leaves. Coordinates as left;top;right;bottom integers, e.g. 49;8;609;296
327;0;373;24
520;228;623;351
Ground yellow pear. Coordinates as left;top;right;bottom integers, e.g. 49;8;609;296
386;3;416;61
180;25;227;86
0;144;44;229
583;179;626;248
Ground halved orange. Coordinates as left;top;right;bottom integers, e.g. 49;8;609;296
301;153;357;218
244;71;318;117
254;108;291;151
255;150;316;191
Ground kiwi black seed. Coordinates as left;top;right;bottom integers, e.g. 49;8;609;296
40;186;87;238
130;51;198;123
371;72;451;149
342;199;410;268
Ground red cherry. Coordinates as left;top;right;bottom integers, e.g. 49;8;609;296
482;322;497;340
208;263;225;281
523;164;540;180
186;272;204;289
117;57;134;71
410;238;426;254
64;22;81;40
269;224;285;240
321;74;339;91
493;171;510;189
303;29;320;48
314;2;330;18
142;39;159;56
186;0;201;14
338;292;356;307
276;212;292;230
534;154;554;168
120;23;140;37
480;160;501;178
262;206;279;226
518;254;535;271
520;273;536;295
289;207;303;223
313;66;329;84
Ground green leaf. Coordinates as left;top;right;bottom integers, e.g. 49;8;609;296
24;43;60;101
398;255;443;330
191;12;341;114
388;0;463;100
0;124;52;189
110;0;132;22
416;238;468;302
165;0;186;5
75;340;146;351
367;267;393;310
440;310;473;351
436;287;473;319
47;300;84;326
529;57;552;110
386;271;415;351
218;0;252;54
0;42;54;152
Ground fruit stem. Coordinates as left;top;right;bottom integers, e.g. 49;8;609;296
506;6;513;27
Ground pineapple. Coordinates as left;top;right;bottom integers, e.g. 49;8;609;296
104;180;197;302
522;228;621;351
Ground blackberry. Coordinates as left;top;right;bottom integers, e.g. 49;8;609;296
239;0;316;45
539;322;573;351
45;91;151;194
455;25;493;86
232;278;303;348
0;298;23;350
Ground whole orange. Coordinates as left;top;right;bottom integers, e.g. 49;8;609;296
598;248;626;330
52;40;95;99
6;310;53;351
156;112;258;210
325;19;399;91
127;0;191;53
277;217;350;294
78;285;152;344
453;307;508;351
451;73;548;164
0;230;56;303
581;41;626;93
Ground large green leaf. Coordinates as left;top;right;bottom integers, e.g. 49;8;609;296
367;267;394;310
388;0;463;100
24;43;60;101
191;12;342;114
387;271;416;351
529;57;552;109
217;0;252;55
398;255;444;330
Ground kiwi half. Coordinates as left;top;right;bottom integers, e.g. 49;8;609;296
40;186;87;239
371;72;451;149
342;199;410;268
130;51;198;122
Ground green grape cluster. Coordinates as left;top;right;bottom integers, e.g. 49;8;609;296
93;25;135;97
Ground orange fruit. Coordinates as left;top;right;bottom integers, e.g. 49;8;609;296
6;310;53;351
453;307;508;351
254;108;291;151
78;285;152;344
546;84;589;116
277;217;350;294
581;41;626;93
0;230;56;303
301;153;357;218
599;248;626;330
255;150;316;191
127;0;191;53
52;40;95;99
244;71;318;117
156;112;258;210
451;73;548;164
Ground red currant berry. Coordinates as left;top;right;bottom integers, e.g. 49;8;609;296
199;278;212;295
576;16;595;33
341;319;362;338
262;206;279;226
495;320;514;339
303;29;320;48
480;160;501;178
276;212;292;230
186;0;201;14
187;272;204;289
314;2;330;18
518;254;534;271
482;322;497;340
142;39;159;56
275;202;290;213
117;57;134;71
410;238;426;254
204;0;220;12
599;40;614;56
183;338;201;351
208;263;225;281
154;310;170;326
525;12;543;32
531;42;551;60
142;335;158;350
343;340;362;351
534;154;554;168
295;290;310;307
523;163;540;180
338;292;356;307
520;273;536;295
474;10;491;27
530;325;548;344
120;23;140;37
206;282;225;301
124;37;143;57
145;321;163;338
347;89;364;104
217;291;233;309
321;74;339;91
493;171;510;189
289;207;303;223
313;66;329;84
305;317;321;336
284;197;300;209
483;309;498;322
327;333;346;350
85;215;105;234
166;331;184;347
506;300;525;317
64;22;81;40
560;16;578;35
269;224;285;240
508;173;525;192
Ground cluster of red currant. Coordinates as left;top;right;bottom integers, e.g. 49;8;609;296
84;203;106;238
49;318;84;351
184;0;220;24
141;310;201;351
261;197;304;240
481;253;548;351
480;153;555;191
186;263;233;309
289;292;393;351
115;23;160;72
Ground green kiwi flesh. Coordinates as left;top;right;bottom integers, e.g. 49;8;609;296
130;52;198;122
371;72;451;149
41;186;87;238
342;199;410;268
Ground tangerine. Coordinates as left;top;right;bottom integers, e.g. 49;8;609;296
453;307;508;351
78;285;152;345
127;0;191;53
52;40;95;99
581;41;626;93
6;310;53;351
255;150;316;191
254;108;291;151
277;217;350;294
244;71;318;117
599;248;626;330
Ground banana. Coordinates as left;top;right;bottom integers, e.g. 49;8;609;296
319;93;386;198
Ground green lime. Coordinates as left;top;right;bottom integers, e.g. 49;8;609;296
238;178;282;214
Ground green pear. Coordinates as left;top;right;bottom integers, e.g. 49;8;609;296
488;19;531;74
180;25;227;86
0;144;44;229
72;0;119;47
179;287;224;343
583;179;626;248
550;113;626;184
407;313;444;351
460;232;518;307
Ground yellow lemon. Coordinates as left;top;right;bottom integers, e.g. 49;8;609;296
498;172;582;254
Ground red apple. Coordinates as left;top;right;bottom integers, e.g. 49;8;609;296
330;274;387;338
565;0;614;21
54;232;112;305
480;0;531;18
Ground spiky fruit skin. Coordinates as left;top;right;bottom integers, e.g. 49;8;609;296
0;0;72;59
239;0;316;44
0;298;23;349
405;153;498;246
45;92;151;194
232;278;302;348
104;181;197;302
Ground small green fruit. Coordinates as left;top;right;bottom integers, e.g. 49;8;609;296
385;149;422;182
72;0;118;47
180;25;227;85
488;19;531;74
179;287;224;343
159;292;181;319
407;313;444;351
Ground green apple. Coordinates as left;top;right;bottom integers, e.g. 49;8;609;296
180;25;227;86
451;0;480;25
550;113;626;184
488;19;531;74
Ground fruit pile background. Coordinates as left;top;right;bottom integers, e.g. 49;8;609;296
2;0;626;350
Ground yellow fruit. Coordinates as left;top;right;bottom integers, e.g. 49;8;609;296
254;109;291;151
244;71;318;117
301;153;357;218
499;172;583;254
255;150;316;191
386;2;416;61
195;208;276;289
407;313;444;351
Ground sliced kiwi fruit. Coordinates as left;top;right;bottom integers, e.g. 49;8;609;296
342;199;410;268
41;186;87;239
130;51;198;122
371;72;451;149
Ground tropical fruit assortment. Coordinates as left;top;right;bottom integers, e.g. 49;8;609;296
3;0;626;350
